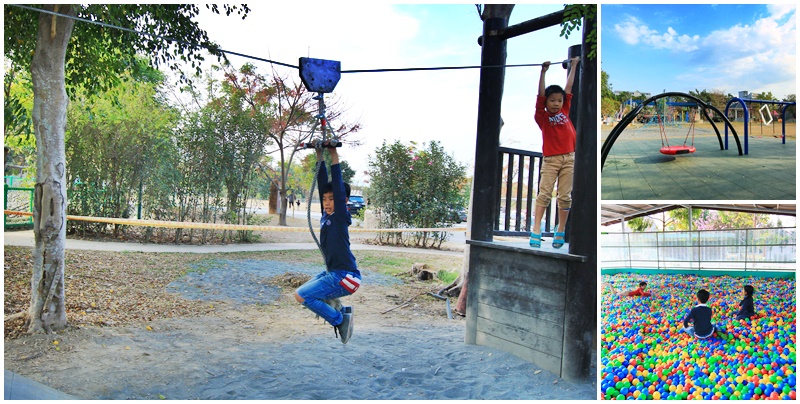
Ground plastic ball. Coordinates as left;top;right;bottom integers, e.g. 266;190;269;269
601;273;796;402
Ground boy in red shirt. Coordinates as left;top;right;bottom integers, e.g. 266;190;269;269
610;281;651;297
530;56;580;249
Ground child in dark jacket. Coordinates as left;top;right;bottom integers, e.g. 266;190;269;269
682;289;728;340
735;285;755;320
293;142;360;344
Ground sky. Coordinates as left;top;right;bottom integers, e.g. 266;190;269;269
193;4;581;186
601;4;796;100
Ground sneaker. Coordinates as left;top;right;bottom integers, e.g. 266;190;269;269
335;306;354;344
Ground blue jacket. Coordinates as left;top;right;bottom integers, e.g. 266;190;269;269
683;304;714;338
317;162;359;273
736;295;754;319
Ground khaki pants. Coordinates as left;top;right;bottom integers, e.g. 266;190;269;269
535;152;574;210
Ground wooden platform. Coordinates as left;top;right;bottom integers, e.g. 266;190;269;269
464;240;594;381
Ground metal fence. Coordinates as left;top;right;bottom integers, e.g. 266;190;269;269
4;184;34;229
602;228;796;271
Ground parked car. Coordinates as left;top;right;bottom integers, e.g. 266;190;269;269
447;207;467;223
347;195;365;215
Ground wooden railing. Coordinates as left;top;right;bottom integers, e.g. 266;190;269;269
494;146;557;237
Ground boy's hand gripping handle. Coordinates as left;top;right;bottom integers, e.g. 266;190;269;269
300;139;342;149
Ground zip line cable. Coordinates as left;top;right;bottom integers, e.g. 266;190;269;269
340;62;567;73
11;4;569;74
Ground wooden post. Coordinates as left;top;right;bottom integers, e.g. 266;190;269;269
563;14;598;382
469;15;509;243
466;8;511;345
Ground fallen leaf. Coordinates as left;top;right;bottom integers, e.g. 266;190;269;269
146;325;153;331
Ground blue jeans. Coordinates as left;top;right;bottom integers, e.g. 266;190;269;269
296;270;360;327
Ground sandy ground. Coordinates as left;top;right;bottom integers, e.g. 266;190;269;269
4;230;596;400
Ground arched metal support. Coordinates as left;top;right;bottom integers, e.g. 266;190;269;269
602;92;742;170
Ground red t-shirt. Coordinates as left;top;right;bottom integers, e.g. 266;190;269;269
535;93;577;157
627;287;651;297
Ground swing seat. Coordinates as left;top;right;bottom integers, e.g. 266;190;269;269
660;145;696;155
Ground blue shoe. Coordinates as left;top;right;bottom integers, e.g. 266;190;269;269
529;232;541;248
553;232;565;249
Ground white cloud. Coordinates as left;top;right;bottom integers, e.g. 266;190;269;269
614;16;700;52
613;16;656;45
694;7;796;97
767;4;796;20
616;7;796;98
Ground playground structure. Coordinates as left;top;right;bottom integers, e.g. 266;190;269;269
601;92;743;169
624;99;700;128
600;203;796;400
465;7;596;382
724;98;796;155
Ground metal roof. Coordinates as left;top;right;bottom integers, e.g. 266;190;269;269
600;204;796;226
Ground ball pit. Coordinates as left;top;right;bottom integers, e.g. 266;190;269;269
601;273;796;400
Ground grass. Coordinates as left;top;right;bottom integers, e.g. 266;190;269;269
356;252;463;277
437;270;460;285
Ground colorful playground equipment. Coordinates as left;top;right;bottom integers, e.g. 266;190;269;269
601;92;743;170
724;98;796;155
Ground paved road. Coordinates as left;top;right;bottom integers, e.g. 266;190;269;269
3;229;464;256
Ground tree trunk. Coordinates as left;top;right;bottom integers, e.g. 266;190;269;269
27;4;76;334
268;181;278;214
278;179;287;226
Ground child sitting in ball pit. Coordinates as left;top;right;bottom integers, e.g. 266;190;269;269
682;288;728;340
735;284;755;320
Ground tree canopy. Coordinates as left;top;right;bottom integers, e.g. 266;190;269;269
367;140;467;248
3;3;250;334
4;4;249;95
